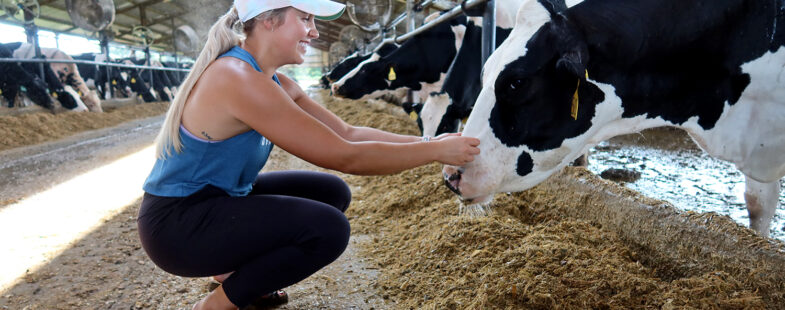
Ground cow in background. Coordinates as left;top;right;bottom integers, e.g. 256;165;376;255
443;0;785;237
12;43;103;112
0;44;54;110
128;58;173;102
416;0;563;137
416;18;512;137
2;42;86;111
322;42;400;88
117;58;157;102
161;61;186;88
331;13;469;103
73;53;132;99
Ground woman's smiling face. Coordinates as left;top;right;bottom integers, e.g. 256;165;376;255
274;8;319;64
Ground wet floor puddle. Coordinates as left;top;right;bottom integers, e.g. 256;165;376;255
587;129;785;241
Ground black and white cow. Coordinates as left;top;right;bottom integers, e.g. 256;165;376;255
443;0;785;237
117;58;157;103
161;61;187;89
417;18;512;136
73;53;132;99
129;58;174;102
322;42;399;88
331;13;469;102
0;43;54;110
417;0;573;137
2;42;86;111
12;44;104;112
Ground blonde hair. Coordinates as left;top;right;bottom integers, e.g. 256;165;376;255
155;7;289;159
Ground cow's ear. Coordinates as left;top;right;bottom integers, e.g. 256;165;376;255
537;0;568;17
552;17;588;78
412;103;423;113
556;46;587;78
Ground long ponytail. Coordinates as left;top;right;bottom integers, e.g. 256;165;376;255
155;7;241;158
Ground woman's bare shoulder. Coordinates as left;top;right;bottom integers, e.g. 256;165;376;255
274;72;306;101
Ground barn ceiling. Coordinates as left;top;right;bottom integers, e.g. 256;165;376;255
0;0;460;55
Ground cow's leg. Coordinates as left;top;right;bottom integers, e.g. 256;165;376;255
570;152;590;167
744;175;780;237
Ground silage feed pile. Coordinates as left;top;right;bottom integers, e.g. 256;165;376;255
0;101;169;151
319;90;785;309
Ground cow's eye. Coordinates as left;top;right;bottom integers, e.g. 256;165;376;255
510;79;523;91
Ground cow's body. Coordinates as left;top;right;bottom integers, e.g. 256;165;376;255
12;44;103;112
443;0;785;236
73;53;132;99
0;44;53;110
117;58;157;103
129;58;173;102
418;18;513;136
1;42;87;111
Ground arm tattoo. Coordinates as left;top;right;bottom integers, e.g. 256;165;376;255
201;131;213;140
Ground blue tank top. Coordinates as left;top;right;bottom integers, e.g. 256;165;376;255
143;46;280;197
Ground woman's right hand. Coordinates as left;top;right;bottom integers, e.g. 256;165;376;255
433;135;480;166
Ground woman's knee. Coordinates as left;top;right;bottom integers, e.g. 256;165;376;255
317;173;352;212
309;206;351;259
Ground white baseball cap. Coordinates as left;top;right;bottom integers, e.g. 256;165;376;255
235;0;346;23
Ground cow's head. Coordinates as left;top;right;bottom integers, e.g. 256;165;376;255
124;67;157;102
402;101;424;134
332;15;466;100
331;51;409;99
443;0;610;203
419;91;461;137
109;67;131;97
326;43;399;90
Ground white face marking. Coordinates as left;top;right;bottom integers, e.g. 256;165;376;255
332;53;383;91
420;92;451;137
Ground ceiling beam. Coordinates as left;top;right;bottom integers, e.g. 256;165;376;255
116;0;166;15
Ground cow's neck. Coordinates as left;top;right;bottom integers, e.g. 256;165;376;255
569;0;775;132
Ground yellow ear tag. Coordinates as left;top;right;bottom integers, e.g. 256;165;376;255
388;67;397;81
112;80;117;85
409;111;418;121
78;91;83;96
52;92;58;98
570;70;589;120
131;78;136;83
461;117;468;124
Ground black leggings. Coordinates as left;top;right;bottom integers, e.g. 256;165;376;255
137;170;351;307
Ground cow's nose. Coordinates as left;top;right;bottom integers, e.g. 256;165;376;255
443;167;463;196
330;83;340;96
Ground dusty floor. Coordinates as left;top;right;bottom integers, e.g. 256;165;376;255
1;92;784;309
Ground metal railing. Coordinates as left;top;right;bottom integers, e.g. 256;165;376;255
375;0;491;48
0;57;190;72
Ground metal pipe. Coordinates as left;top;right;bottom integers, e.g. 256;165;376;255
481;0;496;63
381;0;488;45
385;0;435;32
0;58;190;72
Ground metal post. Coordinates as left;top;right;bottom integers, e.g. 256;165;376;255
145;46;153;88
171;18;181;82
481;0;496;64
406;0;416;104
100;32;112;98
23;7;45;83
